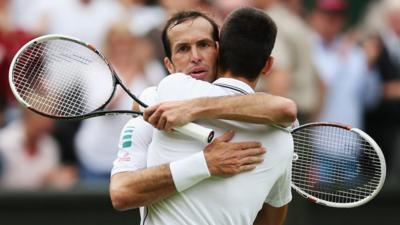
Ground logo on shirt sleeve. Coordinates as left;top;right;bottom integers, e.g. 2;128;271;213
121;126;134;148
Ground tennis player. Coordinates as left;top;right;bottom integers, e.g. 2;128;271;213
110;9;296;225
141;7;296;225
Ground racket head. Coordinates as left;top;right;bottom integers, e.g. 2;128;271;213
9;34;117;119
290;122;386;208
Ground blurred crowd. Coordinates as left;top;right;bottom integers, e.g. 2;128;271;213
0;0;399;191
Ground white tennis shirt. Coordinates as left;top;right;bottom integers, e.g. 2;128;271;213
142;74;293;225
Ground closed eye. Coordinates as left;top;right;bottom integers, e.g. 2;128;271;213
197;40;214;49
176;44;190;53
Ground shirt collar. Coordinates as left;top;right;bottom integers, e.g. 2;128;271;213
212;77;255;95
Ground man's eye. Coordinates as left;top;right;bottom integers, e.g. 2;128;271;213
177;46;189;52
198;42;211;48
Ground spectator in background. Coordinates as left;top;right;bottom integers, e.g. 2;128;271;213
0;109;76;190
17;0;122;48
362;0;400;181
118;0;165;37
252;0;325;124
0;94;5;127
0;0;34;124
308;0;378;129
74;22;165;181
213;0;250;24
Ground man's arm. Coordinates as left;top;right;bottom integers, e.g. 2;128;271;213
253;204;289;225
144;93;297;131
110;129;266;211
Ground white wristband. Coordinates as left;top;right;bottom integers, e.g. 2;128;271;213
170;151;211;192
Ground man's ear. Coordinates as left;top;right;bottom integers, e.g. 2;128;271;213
163;57;175;74
261;56;274;76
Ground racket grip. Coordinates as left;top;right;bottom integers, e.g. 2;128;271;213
174;123;215;144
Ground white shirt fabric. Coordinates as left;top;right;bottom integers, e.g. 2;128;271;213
111;116;153;175
143;74;293;225
0;121;60;189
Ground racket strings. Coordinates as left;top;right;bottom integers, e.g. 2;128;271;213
12;39;114;117
292;126;382;204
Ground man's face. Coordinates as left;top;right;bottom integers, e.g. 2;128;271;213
164;17;218;82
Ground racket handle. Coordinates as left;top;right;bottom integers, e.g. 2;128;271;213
174;123;215;144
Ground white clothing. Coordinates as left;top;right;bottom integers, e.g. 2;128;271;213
144;74;293;225
111;116;153;176
0;121;60;189
75;75;149;174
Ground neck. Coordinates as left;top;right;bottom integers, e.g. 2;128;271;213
221;71;257;89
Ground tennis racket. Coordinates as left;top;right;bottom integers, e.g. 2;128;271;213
8;34;214;144
290;122;386;208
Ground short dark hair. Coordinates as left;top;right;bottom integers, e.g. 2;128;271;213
219;7;277;81
161;11;219;59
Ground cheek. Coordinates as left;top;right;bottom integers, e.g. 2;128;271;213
171;55;189;70
205;49;218;65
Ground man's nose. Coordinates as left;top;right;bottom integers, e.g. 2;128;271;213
190;47;201;63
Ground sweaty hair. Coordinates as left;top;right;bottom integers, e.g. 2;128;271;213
162;11;219;59
219;7;277;81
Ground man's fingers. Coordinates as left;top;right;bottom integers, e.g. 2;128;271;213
239;155;264;165
164;121;174;132
143;104;158;121
157;116;167;130
213;130;235;143
233;141;262;150
239;147;266;157
147;109;161;126
239;165;257;172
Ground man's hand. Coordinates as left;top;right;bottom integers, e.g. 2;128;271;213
144;100;198;131
204;130;266;176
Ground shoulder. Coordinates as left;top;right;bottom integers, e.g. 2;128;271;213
158;73;211;90
157;73;215;101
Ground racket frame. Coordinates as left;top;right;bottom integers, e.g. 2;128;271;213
290;122;386;208
9;34;146;120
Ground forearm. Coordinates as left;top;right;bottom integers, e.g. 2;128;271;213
110;151;211;210
191;94;297;127
110;164;176;211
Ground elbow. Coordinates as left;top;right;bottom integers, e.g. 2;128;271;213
283;99;297;123
278;99;297;127
110;190;131;211
110;186;143;211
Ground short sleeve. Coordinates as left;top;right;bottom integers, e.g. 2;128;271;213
264;162;293;207
138;86;158;111
111;117;153;176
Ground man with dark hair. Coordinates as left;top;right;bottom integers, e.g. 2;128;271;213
161;11;220;60
110;8;296;225
141;7;295;225
219;7;277;80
